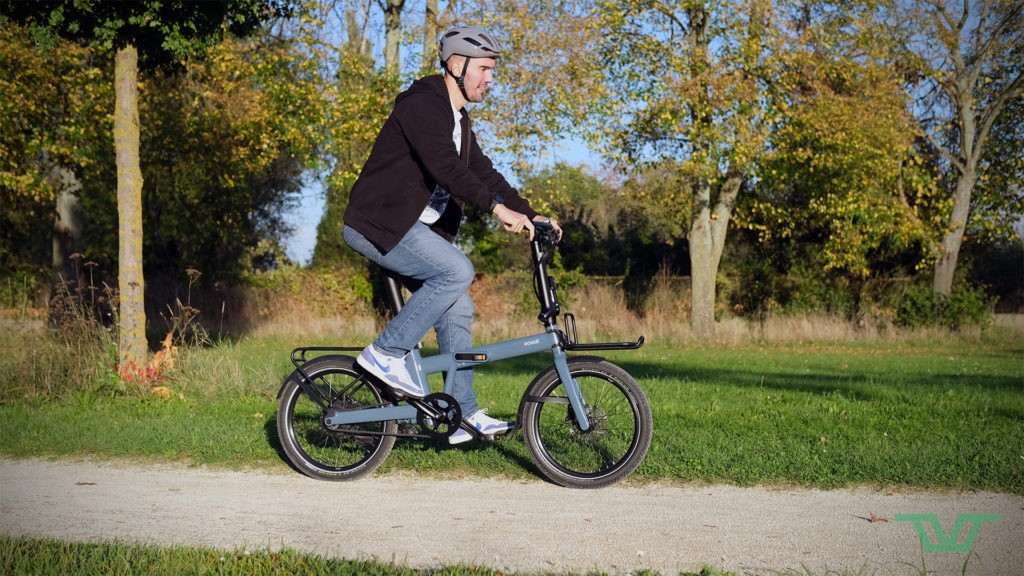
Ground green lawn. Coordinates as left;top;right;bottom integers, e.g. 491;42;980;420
2;331;1021;493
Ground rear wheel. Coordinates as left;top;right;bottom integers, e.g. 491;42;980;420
277;355;397;481
520;359;652;488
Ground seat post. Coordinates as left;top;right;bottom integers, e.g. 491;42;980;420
381;271;423;350
383;272;405;314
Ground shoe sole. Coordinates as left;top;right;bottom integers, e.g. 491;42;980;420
356;352;425;398
448;432;473;445
448;426;512;445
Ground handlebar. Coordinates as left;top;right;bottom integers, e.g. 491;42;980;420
531;220;561;247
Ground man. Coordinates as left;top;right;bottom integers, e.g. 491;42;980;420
342;25;561;445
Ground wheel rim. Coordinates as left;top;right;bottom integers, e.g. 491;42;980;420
533;371;641;479
285;370;392;473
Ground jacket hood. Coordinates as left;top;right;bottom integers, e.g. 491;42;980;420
396;74;450;106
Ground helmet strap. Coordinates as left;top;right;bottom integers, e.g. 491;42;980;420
446;57;472;102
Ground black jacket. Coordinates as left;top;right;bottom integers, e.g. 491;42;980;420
343;74;537;252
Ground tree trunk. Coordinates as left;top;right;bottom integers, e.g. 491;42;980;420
689;174;742;339
114;43;147;372
383;0;406;77
685;2;724;340
49;165;83;287
917;0;1022;296
932;168;976;295
422;0;438;73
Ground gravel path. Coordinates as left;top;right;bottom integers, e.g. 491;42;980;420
1;458;1021;575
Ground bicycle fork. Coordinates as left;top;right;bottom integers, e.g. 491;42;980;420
548;347;592;432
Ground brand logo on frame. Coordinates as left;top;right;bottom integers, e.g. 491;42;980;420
894;513;1001;553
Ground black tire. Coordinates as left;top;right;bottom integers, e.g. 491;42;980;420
520;358;652;488
277;355;397;481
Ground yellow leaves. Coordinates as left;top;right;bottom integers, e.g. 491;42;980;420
149;386;175;399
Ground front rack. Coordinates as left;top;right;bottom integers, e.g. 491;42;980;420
560;312;645;351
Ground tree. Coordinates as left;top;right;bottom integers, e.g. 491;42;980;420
0;22;108;292
380;0;405;76
302;4;395;268
421;0;439;73
970;94;1024;245
898;0;1024;295
470;0;609;164
735;0;946;315
137;31;324;280
585;0;773;337
1;0;292;372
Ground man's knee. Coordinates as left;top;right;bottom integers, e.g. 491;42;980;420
449;293;475;321
443;256;475;290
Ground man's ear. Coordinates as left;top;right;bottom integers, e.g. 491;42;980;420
445;55;466;76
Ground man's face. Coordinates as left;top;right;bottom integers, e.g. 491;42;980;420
453;56;497;103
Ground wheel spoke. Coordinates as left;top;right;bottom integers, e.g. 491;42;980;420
523;361;652;488
277;356;397;481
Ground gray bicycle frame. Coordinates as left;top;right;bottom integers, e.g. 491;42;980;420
323;324;591;431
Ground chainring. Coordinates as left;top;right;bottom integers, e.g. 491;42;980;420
415;392;462;439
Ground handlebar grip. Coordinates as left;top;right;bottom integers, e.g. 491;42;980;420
531;220;560;245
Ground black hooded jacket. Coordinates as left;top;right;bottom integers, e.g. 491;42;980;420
343;74;537;252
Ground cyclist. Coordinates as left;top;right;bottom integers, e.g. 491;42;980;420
342;25;561;444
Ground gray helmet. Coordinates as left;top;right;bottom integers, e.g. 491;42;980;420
438;26;501;64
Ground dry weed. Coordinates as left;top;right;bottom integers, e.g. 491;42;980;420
239;275;1022;346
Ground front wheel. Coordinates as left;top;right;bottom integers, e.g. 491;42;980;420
277;355;397;481
520;358;652;488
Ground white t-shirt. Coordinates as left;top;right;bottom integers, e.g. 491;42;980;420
419;104;463;224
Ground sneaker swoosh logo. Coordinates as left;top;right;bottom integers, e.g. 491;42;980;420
370;355;391;373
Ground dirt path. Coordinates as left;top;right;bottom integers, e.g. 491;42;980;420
1;458;1021;575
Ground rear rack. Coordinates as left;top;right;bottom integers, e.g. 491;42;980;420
290;346;363;370
561;312;645;351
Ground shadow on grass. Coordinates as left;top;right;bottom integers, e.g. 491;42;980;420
263;410;544;482
468;351;1022;400
263;416;301;475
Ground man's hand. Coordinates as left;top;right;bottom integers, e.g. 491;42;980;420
533;216;562;242
493;203;536;239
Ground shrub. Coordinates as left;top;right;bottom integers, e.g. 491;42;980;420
894;281;994;329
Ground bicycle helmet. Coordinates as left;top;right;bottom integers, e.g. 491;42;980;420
438;25;501;101
438;25;502;64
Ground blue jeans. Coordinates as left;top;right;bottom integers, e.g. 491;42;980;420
343;223;479;415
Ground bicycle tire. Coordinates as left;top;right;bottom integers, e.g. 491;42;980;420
277;355;397;481
520;358;652;488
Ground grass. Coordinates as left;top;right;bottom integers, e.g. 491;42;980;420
1;324;1021;492
0;534;738;576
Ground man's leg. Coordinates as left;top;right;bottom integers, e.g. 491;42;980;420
434;292;512;444
433;292;478;416
343;223;473;356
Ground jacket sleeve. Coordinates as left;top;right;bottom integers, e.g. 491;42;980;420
466;130;538;219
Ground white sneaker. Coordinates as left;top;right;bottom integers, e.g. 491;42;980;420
449;409;512;445
356;346;425;398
